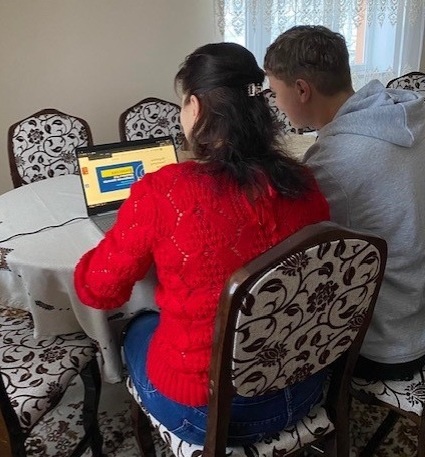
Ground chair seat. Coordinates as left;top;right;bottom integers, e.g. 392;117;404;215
352;369;425;416
0;307;97;432
126;378;334;457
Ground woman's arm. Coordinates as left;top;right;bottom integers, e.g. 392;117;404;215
74;176;157;309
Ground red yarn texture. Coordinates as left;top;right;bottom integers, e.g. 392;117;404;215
74;161;329;406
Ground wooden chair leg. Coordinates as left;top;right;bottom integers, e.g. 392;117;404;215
71;358;103;457
0;410;12;457
130;397;156;457
334;391;351;457
323;433;337;457
359;410;399;457
0;375;27;457
417;416;425;457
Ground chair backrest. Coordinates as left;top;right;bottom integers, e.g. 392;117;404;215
8;108;93;188
119;97;185;152
204;221;387;456
386;71;425;94
262;89;315;135
262;89;298;134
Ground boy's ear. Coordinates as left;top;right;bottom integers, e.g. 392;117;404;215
295;79;312;103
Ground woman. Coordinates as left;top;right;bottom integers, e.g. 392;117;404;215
74;42;330;446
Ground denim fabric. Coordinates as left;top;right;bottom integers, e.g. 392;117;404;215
123;312;327;446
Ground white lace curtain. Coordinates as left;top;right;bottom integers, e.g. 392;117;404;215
214;0;425;89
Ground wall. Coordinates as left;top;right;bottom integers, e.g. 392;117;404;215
0;0;217;194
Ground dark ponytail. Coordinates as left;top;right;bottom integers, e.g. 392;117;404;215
175;42;312;198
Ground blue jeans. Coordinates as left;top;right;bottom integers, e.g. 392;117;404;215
123;312;326;446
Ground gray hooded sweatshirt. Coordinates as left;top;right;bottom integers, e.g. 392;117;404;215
304;79;425;364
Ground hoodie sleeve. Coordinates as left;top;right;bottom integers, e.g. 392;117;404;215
303;141;351;227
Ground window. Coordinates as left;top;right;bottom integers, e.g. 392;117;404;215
215;0;425;89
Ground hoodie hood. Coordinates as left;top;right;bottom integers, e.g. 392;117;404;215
319;80;425;147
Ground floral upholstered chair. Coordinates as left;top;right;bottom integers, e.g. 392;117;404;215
262;89;298;135
351;369;425;457
119;97;185;152
0;307;103;457
386;71;425;94
126;221;387;457
262;89;315;135
8;108;93;188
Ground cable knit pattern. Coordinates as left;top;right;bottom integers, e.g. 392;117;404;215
74;160;329;406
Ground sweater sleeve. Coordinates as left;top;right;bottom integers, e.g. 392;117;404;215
74;176;157;310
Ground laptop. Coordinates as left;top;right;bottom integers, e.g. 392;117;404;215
76;136;178;233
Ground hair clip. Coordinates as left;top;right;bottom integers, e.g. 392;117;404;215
247;83;263;97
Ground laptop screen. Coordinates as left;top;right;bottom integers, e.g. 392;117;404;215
76;136;178;215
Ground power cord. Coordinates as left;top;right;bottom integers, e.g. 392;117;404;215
0;216;89;243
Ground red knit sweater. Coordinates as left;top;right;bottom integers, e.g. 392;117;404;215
74;161;329;406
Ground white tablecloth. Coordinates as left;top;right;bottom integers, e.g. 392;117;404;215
285;132;317;159
0;175;157;382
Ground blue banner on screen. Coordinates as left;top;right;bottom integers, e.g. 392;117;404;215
96;161;145;192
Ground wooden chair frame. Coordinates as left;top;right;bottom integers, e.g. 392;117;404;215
0;409;12;457
130;222;387;457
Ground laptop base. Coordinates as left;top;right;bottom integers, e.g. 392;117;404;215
92;213;117;233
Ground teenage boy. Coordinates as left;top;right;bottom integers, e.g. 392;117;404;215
264;25;425;380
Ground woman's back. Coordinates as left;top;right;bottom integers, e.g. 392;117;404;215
140;160;329;405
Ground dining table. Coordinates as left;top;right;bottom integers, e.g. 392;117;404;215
0;174;158;383
0;132;316;383
285;131;316;158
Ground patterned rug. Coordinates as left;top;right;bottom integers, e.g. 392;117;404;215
24;377;417;456
350;399;417;456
